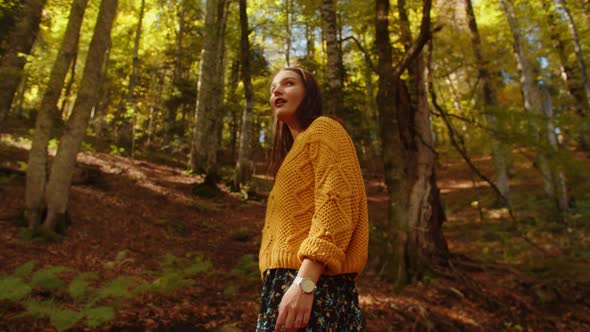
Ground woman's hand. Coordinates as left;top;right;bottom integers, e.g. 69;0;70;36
274;283;314;331
274;259;324;331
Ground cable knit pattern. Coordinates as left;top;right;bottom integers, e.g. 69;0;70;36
259;116;369;277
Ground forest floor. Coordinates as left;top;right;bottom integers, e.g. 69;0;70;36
1;135;590;331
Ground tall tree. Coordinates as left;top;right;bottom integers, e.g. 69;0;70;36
543;0;590;148
374;0;447;288
321;0;344;117
555;0;590;148
126;0;146;158
233;0;255;191
0;0;46;123
284;0;292;66
556;0;590;106
499;0;568;215
463;0;511;206
42;0;118;231
25;0;89;229
189;0;228;184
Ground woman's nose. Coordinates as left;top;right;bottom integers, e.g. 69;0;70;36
273;87;284;96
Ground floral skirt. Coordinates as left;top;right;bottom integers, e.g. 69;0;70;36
256;268;364;331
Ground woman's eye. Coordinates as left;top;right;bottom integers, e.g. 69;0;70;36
286;81;294;86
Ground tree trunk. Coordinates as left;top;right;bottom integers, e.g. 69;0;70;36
557;0;590;107
321;0;344;117
127;0;145;158
374;0;446;289
284;0;292;67
541;86;569;215
43;0;118;231
25;0;89;229
0;0;46;123
233;0;255;191
163;2;186;140
555;0;590;149
463;0;511;207
499;0;567;214
189;0;228;182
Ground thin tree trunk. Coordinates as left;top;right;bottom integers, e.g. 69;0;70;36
60;48;79;117
233;0;255;191
189;0;228;182
500;0;567;214
127;0;145;159
554;0;590;148
557;0;590;107
541;86;569;215
284;0;292;67
321;0;344;117
164;2;186;140
0;0;47;123
464;0;511;207
43;0;118;231
25;0;89;229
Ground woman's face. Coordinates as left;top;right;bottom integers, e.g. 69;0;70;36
269;70;305;128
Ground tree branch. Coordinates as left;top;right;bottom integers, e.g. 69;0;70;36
340;35;377;73
393;0;433;77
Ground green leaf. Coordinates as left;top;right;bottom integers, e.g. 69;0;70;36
50;308;82;332
13;261;36;279
23;299;58;318
0;276;32;301
183;256;213;276
84;306;115;328
95;276;134;301
31;266;69;290
68;273;97;301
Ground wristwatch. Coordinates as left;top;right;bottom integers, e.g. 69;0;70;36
293;277;317;294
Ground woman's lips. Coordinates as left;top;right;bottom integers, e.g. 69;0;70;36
274;98;287;107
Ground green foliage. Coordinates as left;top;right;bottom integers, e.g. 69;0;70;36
23;299;83;332
94;276;135;302
84;306;115;328
13;260;35;279
30;266;69;290
0;276;31;301
68;272;98;301
229;254;259;286
109;144;125;156
1;252;215;329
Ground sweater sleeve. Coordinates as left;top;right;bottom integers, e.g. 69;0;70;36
297;121;358;274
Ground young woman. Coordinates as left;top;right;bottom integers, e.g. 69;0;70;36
256;67;369;332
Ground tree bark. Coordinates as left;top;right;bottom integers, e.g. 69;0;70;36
555;0;590;149
556;0;590;108
43;0;118;231
541;86;569;215
320;0;344;117
284;0;292;67
0;0;46;123
127;0;145;158
25;0;89;229
189;0;228;182
463;0;511;206
233;0;255;191
499;0;567;214
374;0;446;289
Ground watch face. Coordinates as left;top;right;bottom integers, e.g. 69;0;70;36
301;279;315;293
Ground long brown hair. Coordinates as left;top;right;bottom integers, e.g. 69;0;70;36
268;67;323;176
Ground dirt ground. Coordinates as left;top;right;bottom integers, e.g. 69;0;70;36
1;141;589;331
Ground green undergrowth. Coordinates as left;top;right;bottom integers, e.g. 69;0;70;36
0;252;213;331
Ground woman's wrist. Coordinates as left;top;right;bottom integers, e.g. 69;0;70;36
296;258;324;283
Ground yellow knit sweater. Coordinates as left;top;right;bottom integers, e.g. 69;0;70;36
259;116;369;277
